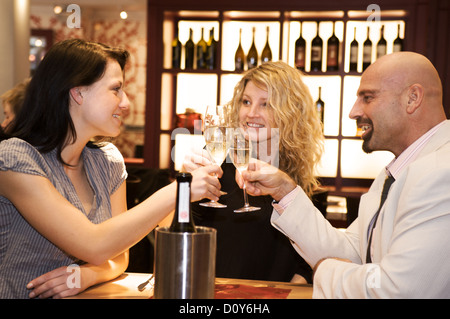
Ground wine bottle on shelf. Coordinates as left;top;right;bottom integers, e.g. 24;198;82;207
206;27;218;69
235;29;245;72
349;27;358;72
184;28;194;69
196;27;207;69
327;21;339;71
172;27;182;69
261;26;272;63
315;87;325;128
393;24;403;52
169;172;197;233
247;27;258;69
311;21;323;72
362;26;372;71
376;25;387;59
294;22;306;71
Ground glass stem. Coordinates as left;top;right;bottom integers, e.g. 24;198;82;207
242;185;249;207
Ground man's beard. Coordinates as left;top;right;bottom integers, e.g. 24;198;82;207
362;137;374;154
358;118;374;154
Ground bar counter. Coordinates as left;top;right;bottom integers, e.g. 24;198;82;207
67;272;313;299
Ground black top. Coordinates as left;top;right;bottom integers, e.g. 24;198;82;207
192;161;312;283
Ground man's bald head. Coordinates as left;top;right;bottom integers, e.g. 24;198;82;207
351;52;445;156
366;52;443;111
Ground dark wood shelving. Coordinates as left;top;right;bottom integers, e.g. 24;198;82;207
145;0;450;196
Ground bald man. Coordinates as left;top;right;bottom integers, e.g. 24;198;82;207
242;52;450;298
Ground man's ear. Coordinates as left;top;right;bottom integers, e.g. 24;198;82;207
69;87;83;105
405;84;424;114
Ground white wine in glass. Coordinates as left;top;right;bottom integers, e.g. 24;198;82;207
205;126;227;165
229;128;261;213
200;105;228;208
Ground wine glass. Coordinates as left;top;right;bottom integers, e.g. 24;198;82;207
229;127;261;213
199;105;228;208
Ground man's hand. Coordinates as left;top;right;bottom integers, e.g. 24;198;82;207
240;159;297;202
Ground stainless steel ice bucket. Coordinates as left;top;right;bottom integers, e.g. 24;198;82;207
153;226;216;299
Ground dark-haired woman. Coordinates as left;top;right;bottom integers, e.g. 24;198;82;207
0;39;222;299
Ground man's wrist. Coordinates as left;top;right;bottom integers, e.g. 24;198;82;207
273;178;297;202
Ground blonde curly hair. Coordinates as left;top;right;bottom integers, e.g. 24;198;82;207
228;61;324;196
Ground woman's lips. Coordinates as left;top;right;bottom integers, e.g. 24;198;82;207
246;122;265;128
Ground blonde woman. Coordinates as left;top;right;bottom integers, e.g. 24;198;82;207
185;61;323;283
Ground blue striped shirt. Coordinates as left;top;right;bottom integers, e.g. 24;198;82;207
0;138;127;298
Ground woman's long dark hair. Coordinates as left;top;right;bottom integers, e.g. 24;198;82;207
0;39;129;164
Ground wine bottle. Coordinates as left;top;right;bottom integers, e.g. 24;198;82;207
247;27;258;69
169;172;196;233
311;21;323;72
349;27;358;72
185;28;194;69
315;87;325;127
294;22;306;71
362;26;372;71
196;27;207;69
393;24;403;52
172;27;182;69
261;26;272;63
327;21;339;71
234;28;245;72
206;27;218;70
376;25;387;59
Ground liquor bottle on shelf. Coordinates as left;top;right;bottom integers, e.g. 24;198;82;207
206;27;218;70
235;29;245;72
393;24;403;52
261;26;272;63
169;172;196;233
349;27;358;72
294;22;306;71
247;27;258;69
172;27;182;69
362;26;372;71
184;28;194;69
196;27;207;69
327;21;339;71
311;21;323;72
376;25;387;59
315;87;325;128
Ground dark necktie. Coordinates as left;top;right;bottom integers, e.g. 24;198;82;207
366;174;395;263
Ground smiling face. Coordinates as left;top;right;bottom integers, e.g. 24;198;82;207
349;61;407;156
70;60;129;140
238;80;275;143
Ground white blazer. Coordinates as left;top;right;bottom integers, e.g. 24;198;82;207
271;120;450;298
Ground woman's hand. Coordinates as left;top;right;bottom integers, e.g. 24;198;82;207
182;149;212;172
27;252;128;299
190;164;223;202
27;265;85;299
